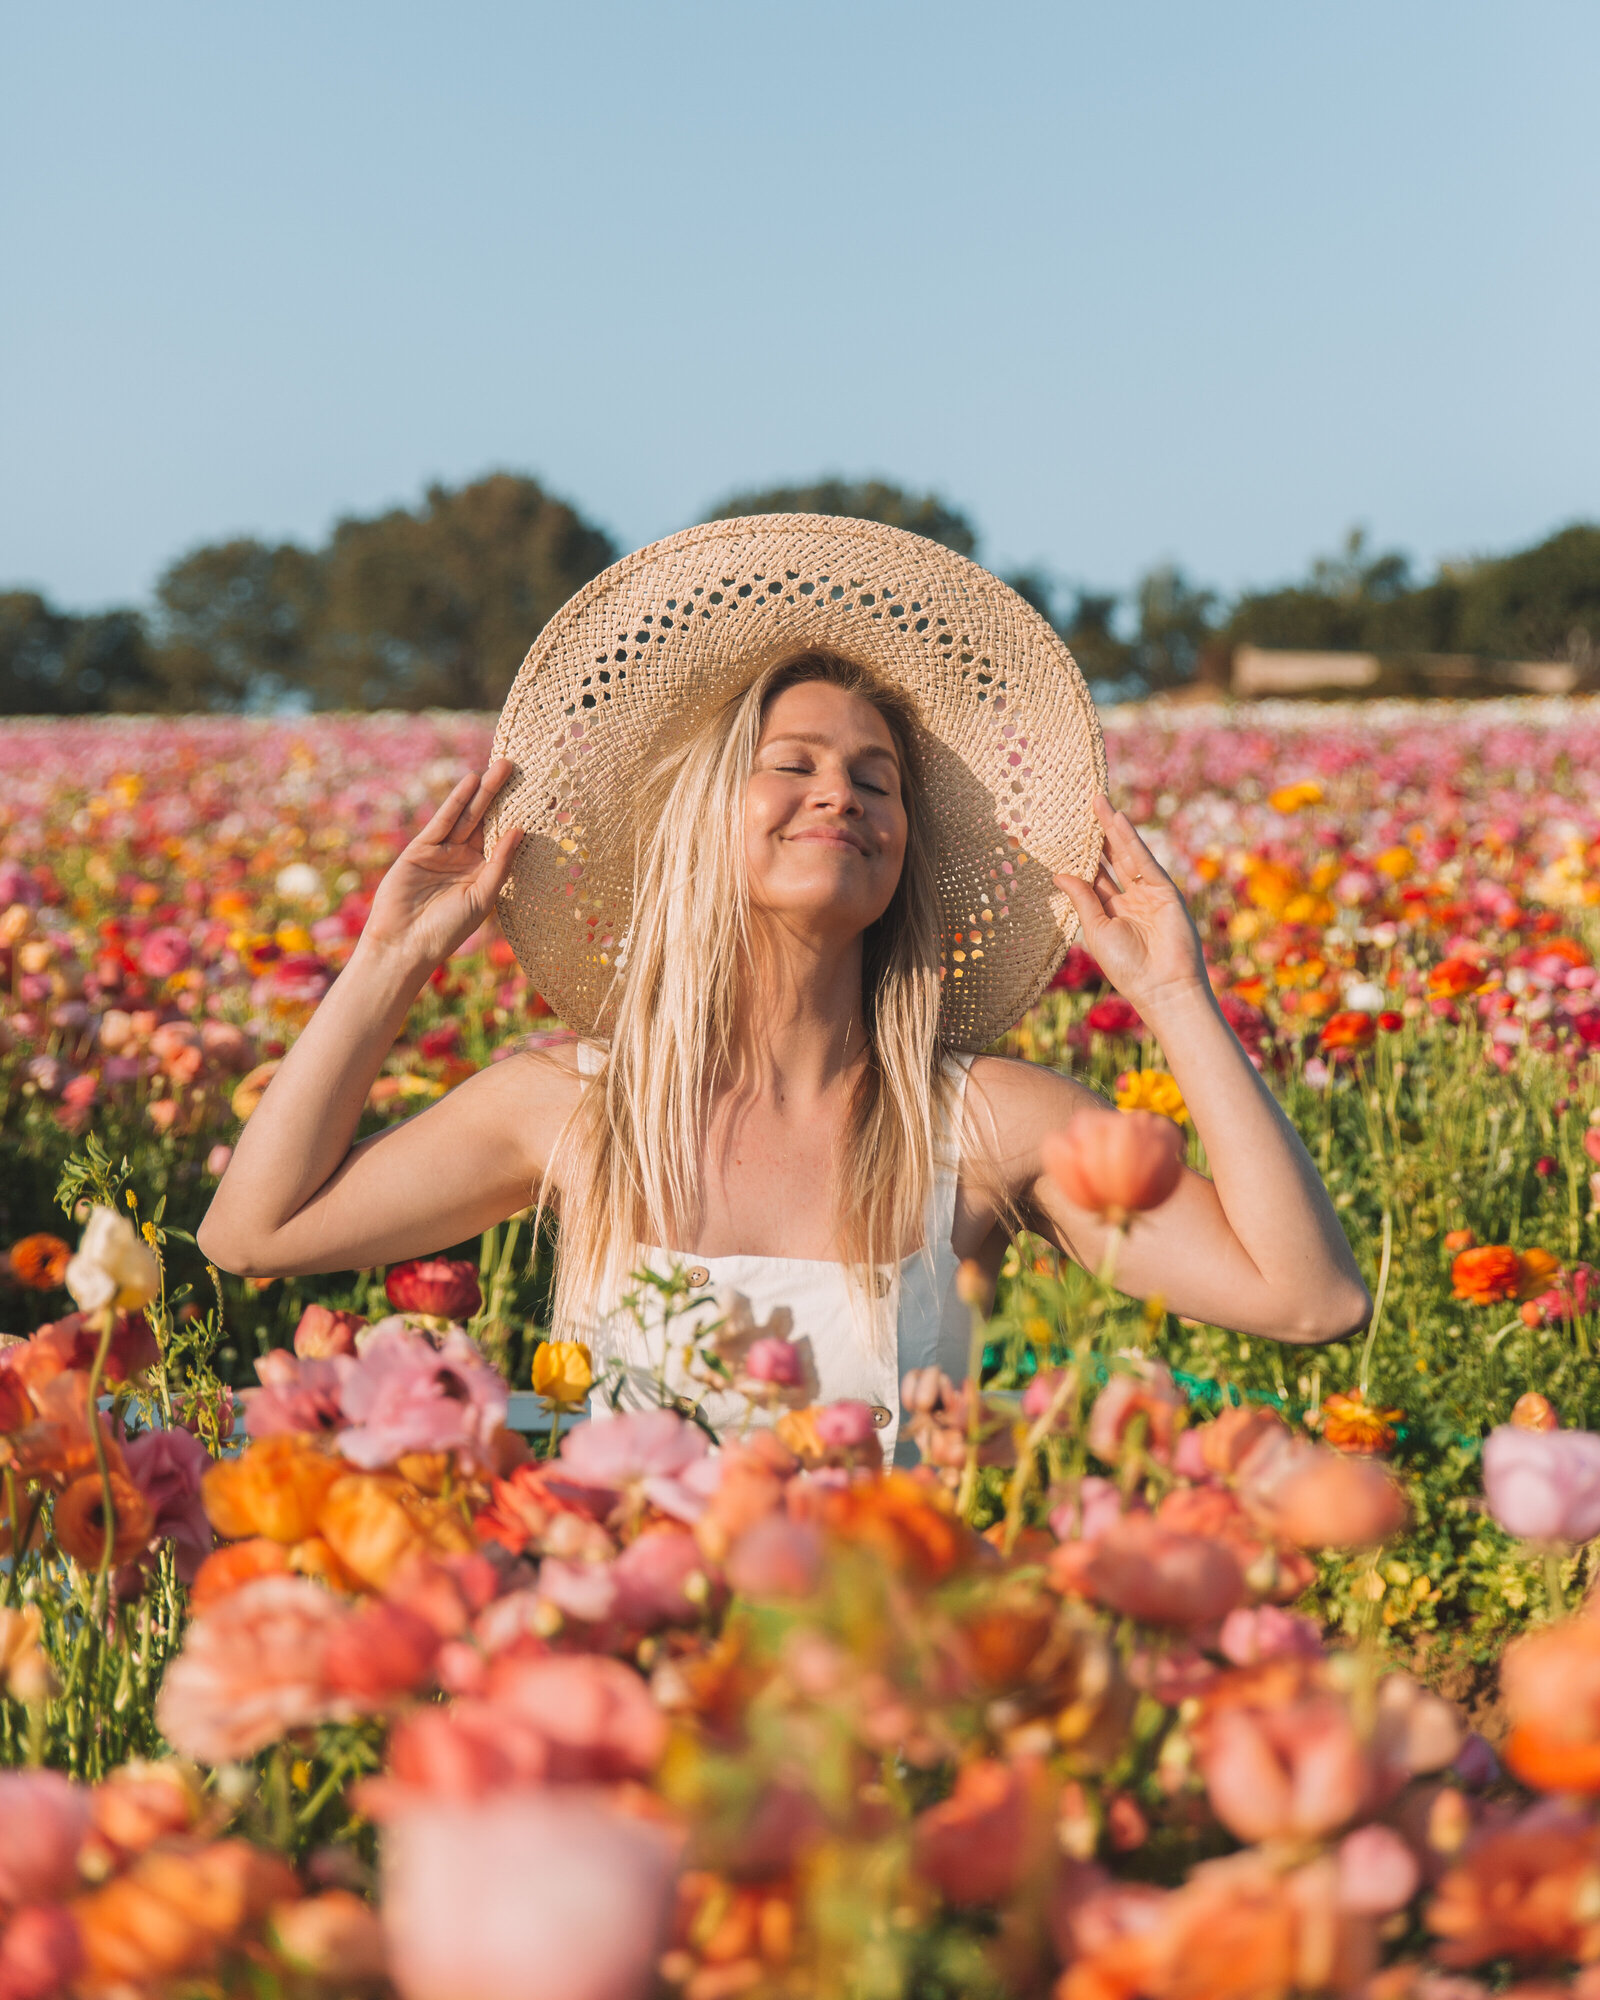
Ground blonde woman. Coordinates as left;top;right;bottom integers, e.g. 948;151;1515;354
199;518;1369;1459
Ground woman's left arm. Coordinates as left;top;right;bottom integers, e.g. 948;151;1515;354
968;793;1371;1346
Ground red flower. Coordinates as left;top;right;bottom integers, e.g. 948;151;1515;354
1319;1011;1376;1052
1084;996;1144;1038
1376;1010;1404;1032
385;1260;482;1321
1429;958;1482;999
1450;1245;1522;1306
1051;946;1104;993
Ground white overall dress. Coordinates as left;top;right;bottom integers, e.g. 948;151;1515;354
575;1045;976;1465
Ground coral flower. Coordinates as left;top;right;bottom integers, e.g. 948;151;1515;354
384;1258;482;1321
1199;1697;1369;1843
155;1575;350;1764
1450;1244;1522;1305
532;1340;594;1405
1260;1451;1410;1550
1051;1515;1245;1627
913;1759;1038;1907
6;1232;70;1290
1428;958;1482;999
1511;1391;1560;1432
1041;1107;1186;1228
1427;1822;1600;1968
1318;1010;1377;1053
292;1302;366;1358
1318;1390;1402;1455
73;1839;298;1989
1114;1068;1189;1124
0;1769;93;1905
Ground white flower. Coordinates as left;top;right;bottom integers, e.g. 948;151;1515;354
64;1205;160;1314
274;861;322;902
1342;980;1386;1014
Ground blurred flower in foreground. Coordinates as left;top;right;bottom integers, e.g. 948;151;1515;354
6;1232;70;1291
64;1205;160;1315
1041;1106;1186;1228
381;1791;682;2000
1482;1424;1600;1543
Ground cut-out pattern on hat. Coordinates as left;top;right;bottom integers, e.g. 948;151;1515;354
484;516;1106;1052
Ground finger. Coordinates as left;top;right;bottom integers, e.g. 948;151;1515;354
1095;795;1169;887
416;773;479;845
476;824;524;899
1055;870;1112;943
447;760;518;844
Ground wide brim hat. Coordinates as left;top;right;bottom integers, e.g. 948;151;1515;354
482;514;1107;1052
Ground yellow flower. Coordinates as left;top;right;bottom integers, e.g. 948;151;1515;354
532;1340;594;1405
1268;780;1322;814
1114;1069;1189;1126
1374;845;1415;881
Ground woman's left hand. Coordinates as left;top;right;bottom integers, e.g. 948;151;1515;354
1053;794;1210;1018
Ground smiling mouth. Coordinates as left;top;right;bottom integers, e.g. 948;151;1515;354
787;826;870;856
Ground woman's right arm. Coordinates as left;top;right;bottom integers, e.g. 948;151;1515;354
195;759;580;1279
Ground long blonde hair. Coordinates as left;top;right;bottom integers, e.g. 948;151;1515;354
545;650;949;1355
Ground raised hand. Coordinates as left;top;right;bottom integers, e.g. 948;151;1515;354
1054;793;1209;1017
362;757;525;972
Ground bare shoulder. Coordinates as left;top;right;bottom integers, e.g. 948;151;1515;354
436;1036;588;1183
964;1052;1108;1142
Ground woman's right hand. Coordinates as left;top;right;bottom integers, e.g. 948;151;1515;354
361;757;525;971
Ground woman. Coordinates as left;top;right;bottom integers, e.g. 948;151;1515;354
198;516;1369;1458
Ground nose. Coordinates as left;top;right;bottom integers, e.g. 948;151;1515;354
808;760;863;815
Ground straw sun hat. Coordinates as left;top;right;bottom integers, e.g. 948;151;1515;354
482;514;1107;1053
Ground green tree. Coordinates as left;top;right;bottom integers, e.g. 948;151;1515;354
307;473;617;710
1132;565;1216;691
0;594;162;714
151;538;322;710
704;479;979;558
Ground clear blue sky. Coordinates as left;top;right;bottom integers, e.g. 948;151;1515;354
5;2;1598;614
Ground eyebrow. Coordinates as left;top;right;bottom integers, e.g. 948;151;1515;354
760;730;900;764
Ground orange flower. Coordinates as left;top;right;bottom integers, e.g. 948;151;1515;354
1442;1228;1474;1253
1516;1247;1561;1300
808;1472;967;1585
317;1473;473;1591
1428;958;1482;999
189;1537;291;1611
7;1233;70;1290
74;1839;298;1989
1511;1391;1560;1432
202;1435;344;1544
1318;1011;1376;1053
1450;1244;1522;1305
1318;1390;1402;1455
53;1470;154;1568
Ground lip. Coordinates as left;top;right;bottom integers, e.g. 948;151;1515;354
786;825;871;856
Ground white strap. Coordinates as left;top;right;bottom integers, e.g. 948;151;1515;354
575;1039;606;1079
927;1052;972;1257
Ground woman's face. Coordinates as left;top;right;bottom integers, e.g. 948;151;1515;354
744;680;909;938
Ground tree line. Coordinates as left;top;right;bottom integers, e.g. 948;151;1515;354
4;472;1597;713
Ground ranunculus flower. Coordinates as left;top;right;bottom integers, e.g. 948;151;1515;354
1050;1515;1244;1627
531;1340;593;1405
7;1232;70;1291
0;1903;83;1996
54;1470;154;1569
72;1838;297;1990
1319;1010;1376;1052
318;1474;474;1590
137;927;192;978
1200;1697;1370;1844
913;1758;1036;1907
338;1324;507;1471
0;1769;93;1905
560;1409;708;1492
293;1303;366;1358
724;1516;824;1600
813;1401;879;1450
1511;1391;1560;1432
1257;1449;1411;1550
202;1434;345;1544
1450;1244;1522;1305
124;1425;214;1580
1218;1605;1324;1667
380;1791;681;2000
1041;1107;1185;1227
1085;996;1144;1038
484;1653;669;1783
241;1351;353;1439
269;1890;387;1983
323;1599;442;1705
742;1335;804;1388
1336;1824;1420;1914
1482;1424;1600;1542
64;1206;160;1315
384;1259;482;1321
155;1575;351;1763
1087;1362;1184;1465
1500;1617;1600;1791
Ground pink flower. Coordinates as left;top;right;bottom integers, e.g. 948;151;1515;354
0;1903;82;1995
724;1516;824;1600
137;926;192;979
380;1791;681;2000
123;1425;214;1581
1049;1515;1243;1627
155;1575;348;1763
912;1759;1037;1907
1336;1824;1420;1915
484;1653;669;1783
323;1600;442;1705
743;1336;803;1387
1048;1476;1129;1544
813;1401;879;1450
1200;1698;1369;1843
242;1350;354;1439
338;1324;507;1471
1218;1605;1324;1667
559;1409;707;1492
293;1302;367;1358
1482;1425;1600;1542
205;1143;234;1177
1087;1362;1184;1465
0;1770;92;1905
540;1530;708;1632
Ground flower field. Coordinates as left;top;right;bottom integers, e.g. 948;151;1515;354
5;699;1600;1995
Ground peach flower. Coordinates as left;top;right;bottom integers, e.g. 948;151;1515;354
1041;1106;1185;1227
1050;1514;1244;1627
155;1576;350;1764
912;1758;1040;1907
202;1435;344;1544
1200;1697;1370;1843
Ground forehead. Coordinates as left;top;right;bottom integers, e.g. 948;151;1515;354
757;679;900;758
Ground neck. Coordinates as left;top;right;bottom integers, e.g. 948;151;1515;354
731;920;868;1101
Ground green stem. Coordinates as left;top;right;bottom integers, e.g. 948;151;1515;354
955;1300;988;1521
1356;1209;1393;1400
83;1308;120;1632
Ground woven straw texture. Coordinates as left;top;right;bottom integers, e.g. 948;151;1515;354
483;515;1107;1052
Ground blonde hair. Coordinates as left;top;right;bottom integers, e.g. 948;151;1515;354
544;650;949;1356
